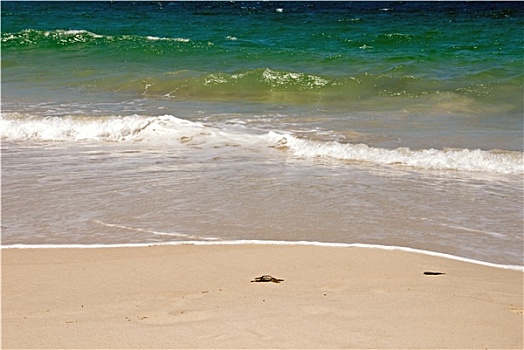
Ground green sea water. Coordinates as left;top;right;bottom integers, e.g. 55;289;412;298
2;1;523;149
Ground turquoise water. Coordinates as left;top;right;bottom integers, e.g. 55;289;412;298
1;2;523;266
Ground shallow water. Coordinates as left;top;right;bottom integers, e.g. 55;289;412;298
2;135;522;266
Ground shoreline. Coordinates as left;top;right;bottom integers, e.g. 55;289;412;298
2;244;523;349
2;240;523;271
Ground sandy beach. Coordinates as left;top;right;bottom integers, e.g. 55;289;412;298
2;244;523;349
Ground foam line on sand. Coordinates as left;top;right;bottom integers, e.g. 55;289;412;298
2;239;522;271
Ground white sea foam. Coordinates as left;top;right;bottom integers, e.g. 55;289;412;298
46;29;104;39
93;220;219;240
1;240;522;271
146;36;190;42
2;114;522;174
261;68;331;88
3;28;190;43
1;114;154;141
439;224;506;238
266;132;523;174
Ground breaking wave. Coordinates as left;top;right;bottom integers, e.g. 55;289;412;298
268;132;523;174
2;114;522;175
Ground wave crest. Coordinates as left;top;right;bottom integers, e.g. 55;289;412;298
269;132;523;174
2;114;521;174
202;68;335;91
1;28;192;47
1;114;153;141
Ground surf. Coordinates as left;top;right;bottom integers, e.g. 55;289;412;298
2;113;522;175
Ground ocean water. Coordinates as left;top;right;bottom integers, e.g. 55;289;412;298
1;1;523;267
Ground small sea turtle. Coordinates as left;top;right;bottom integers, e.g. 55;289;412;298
251;275;284;283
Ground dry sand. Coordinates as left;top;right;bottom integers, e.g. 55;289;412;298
2;244;523;349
